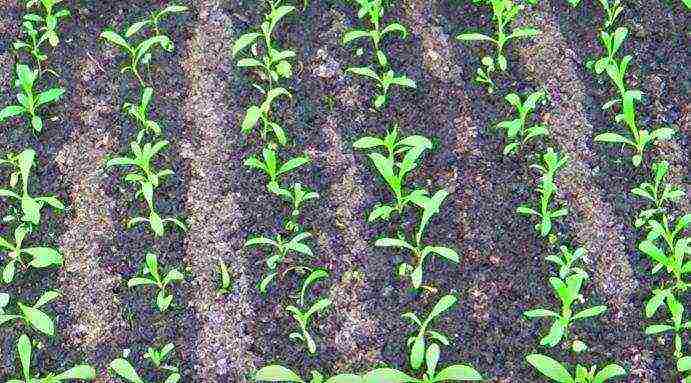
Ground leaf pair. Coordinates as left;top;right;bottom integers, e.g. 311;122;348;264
244;146;310;191
127;252;184;312
0;290;60;336
24;0;72;48
342;21;407;68
526;354;625;383
123;87;162;137
270;182;319;232
110;352;181;383
286;298;331;354
495;90;548;155
588;27;628;75
241;88;293;145
245;232;314;294
100;31;172;87
346;67;416;109
0;224;62;284
402;295;457;370
644;293;690;359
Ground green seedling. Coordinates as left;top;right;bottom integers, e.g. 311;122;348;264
679;356;690;381
596;0;624;29
244;147;310;191
0;224;62;284
126;181;186;237
24;0;71;45
6;333;95;383
456;0;539;92
241;88;293;145
517;148;569;237
270;182;319;232
144;343;179;374
123;87;162;137
128;252;183;312
546;246;588;280
364;343;482;382
645;294;690;359
526;354;626;383
106;138;173;189
403;294;457;370
254;365;362;383
376;190;460;289
109;349;181;383
286;297;331;354
524;271;608;348
495;90;548;155
345;67;416;109
353;126;432;221
123;4;188;50
13;21;57;77
638;233;690;294
0;148;65;226
342;0;407;68
245;232;314;294
595;90;674;167
587;27;628;75
0;64;65;133
631;160;686;229
218;258;232;295
100;31;171;87
0;290;60;336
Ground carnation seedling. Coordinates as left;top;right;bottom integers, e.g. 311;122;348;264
645;294;690;359
375;190;460;289
126;182;186;237
456;0;540;92
403;294;457;370
345;66;416;109
123;87;163;137
495;90;548;155
100;32;171;87
286;297;331;355
244;147;310;192
123;4;188;50
0;64;65;133
0;290;60;336
269;182;319;232
526;354;626;383
6;333;95;383
245;232;314;294
13;20;58;76
0;148;65;226
128;252;183;312
631;161;686;229
547;246;588;281
144;343;179;374
364;343;483;382
517;148;569;237
353;126;432;222
587;27;628;75
596;0;624;29
24;0;71;45
254;365;362;383
109;347;181;383
0;225;62;284
106;138;173;189
240;88;292;145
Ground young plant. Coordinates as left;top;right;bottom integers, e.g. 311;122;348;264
24;0;71;46
106;138;173;189
0;64;65;133
0;290;60;336
596;0;624;29
547;246;588;281
495;89;548;155
517;148;569;238
353;126;432;222
109;348;181;383
270;182;319;232
127;252;183;312
403;294;457;371
244;147;310;192
456;0;540;92
245;232;314;294
375;190;460;290
524;270;608;348
144;343;180;375
0;148;65;226
644;295;689;359
123;4;188;50
217;258;232;295
233;1;295;144
0;225;62;284
526;354;626;383
286;297;331;354
123;87;163;137
679;356;690;382
345;67;416;109
254;365;362;383
6;333;95;383
364;343;482;382
587;27;628;75
126;182;186;237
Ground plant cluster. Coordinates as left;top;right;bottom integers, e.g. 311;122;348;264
109;343;181;383
343;0;416;109
494;90;548;155
235;1;330;356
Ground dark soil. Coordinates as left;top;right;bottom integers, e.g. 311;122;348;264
0;0;688;382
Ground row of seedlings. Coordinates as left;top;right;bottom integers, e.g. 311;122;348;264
0;0;97;381
576;0;689;379
233;0;333;358
99;3;189;382
458;0;628;381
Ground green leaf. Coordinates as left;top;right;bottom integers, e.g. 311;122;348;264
525;354;574;383
678;356;691;372
510;28;541;39
375;238;414;251
109;358;144;383
363;368;416;383
645;324;673;334
18;333;31;380
343;30;370;44
346;66;379;80
425;247;459;263
353;136;384;149
381;22;407;38
232;32;261;57
33;290;60;308
242;106;261;134
24;247;62;268
434;364;483;381
31;115;43;132
524;309;558;318
55;365;97;380
456;33;494;42
127;277;156;287
0;105;26;120
18;302;54;336
100;30;131;51
254;365;304;382
572;305;607;320
278;156;310;176
125;20;150;37
592;364;626;383
594;132;634;146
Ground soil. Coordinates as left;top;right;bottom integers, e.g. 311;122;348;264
0;0;688;382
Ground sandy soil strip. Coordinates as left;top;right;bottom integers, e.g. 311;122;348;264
515;8;637;315
181;2;258;381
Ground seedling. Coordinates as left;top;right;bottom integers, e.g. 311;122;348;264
679;356;690;382
526;354;626;383
122;4;188;50
123;87;163;138
0;290;60;336
286;297;331;354
517;148;569;237
546;246;588;280
13;21;56;76
128;252;183;312
345;66;416;109
364;343;482;382
269;182;319;232
353;126;432;221
109;348;181;383
402;294;457;370
24;0;71;46
631;160;686;229
456;0;540;92
587;27;628;75
244;147;310;192
596;0;624;29
144;343;179;374
0;64;65;133
495;90;548;155
106;139;173;190
217;258;232;295
233;1;296;144
6;333;95;383
645;294;690;359
375;190;460;289
126;182;186;237
254;365;362;383
245;232;314;294
524;271;607;347
0;225;62;284
0;148;65;226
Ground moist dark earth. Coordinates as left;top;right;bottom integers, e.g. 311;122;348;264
0;0;688;382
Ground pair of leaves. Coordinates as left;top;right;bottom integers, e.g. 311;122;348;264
496;90;547;155
7;333;95;383
109;357;180;383
526;354;625;383
0;290;60;336
0;224;62;283
346;67;416;109
241;88;292;145
127;252;183;312
286;298;331;354
244;147;310;190
402;295;457;370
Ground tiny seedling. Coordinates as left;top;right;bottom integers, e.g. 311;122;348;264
106;139;173;190
526;354;626;383
123;87;163;137
245;232;314;294
0;225;62;284
546;246;588;281
128;252;183;312
517;148;569;237
587;27;628;75
345;67;416;109
456;0;540;92
24;0;71;46
144;343;179;374
109;348;181;383
254;365;362;383
218;258;232;295
495;89;548;155
402;294;457;370
286;297;331;354
126;182;187;237
0;290;60;336
375;190;460;289
240;88;293;145
269;182;319;232
644;295;690;359
353;126;432;221
123;4;188;50
0;148;65;226
6;333;95;383
0;64;65;133
244;147;310;192
631;160;686;229
596;0;624;29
